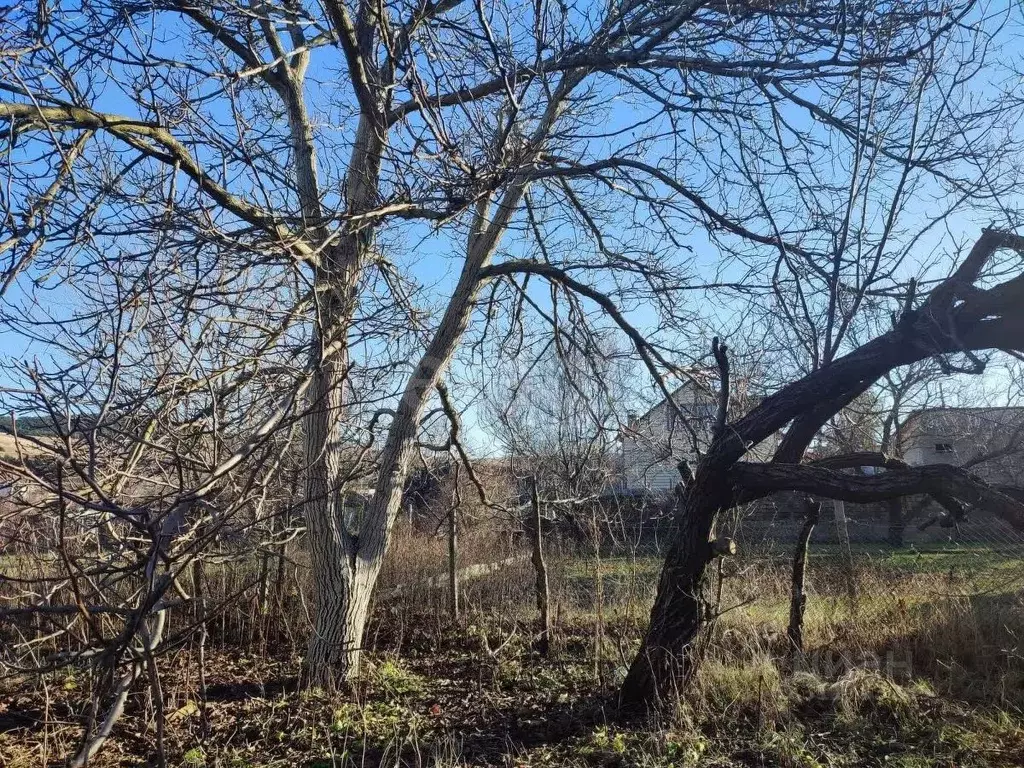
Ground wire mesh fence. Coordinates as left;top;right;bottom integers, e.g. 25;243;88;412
6;487;1023;675
441;494;1024;652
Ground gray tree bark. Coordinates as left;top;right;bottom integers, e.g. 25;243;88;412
302;110;383;688
303;77;582;687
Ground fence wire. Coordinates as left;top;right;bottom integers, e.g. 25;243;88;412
496;497;1024;644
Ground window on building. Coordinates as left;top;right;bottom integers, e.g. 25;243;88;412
935;443;954;454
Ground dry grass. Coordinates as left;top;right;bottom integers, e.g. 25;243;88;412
3;529;1024;766
0;433;53;461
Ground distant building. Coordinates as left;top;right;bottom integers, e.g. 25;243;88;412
618;373;774;494
899;406;1024;488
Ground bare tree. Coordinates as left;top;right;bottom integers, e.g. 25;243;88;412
3;0;1023;721
621;230;1024;708
0;251;309;763
481;337;627;516
1;0;774;689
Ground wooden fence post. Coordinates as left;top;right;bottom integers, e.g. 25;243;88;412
833;499;857;601
788;498;821;658
448;468;460;622
530;476;550;655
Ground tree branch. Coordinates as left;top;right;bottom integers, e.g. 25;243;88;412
730;461;1024;531
0;103;316;260
712;336;729;439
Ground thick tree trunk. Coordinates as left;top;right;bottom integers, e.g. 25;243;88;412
304;561;372;686
302;109;382;688
303;211;497;685
620;231;1024;711
306;165;550;685
302;80;578;688
619;472;724;709
303;252;361;686
303;373;364;686
303;204;500;686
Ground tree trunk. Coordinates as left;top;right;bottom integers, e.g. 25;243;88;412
591;511;605;681
620;231;1024;711
193;553;210;738
303;290;362;687
302;109;382;688
303;217;496;685
619;470;725;709
256;510;275;648
304;563;372;687
301;81;577;688
304;209;497;686
530;477;550;656
257;547;271;616
305;172;541;685
787;500;820;656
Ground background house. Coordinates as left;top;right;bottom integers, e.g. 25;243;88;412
619;374;717;494
900;406;1024;488
618;373;775;494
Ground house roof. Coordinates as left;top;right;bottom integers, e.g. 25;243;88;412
627;369;717;426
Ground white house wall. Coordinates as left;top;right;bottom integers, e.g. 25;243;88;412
900;408;1024;487
620;382;782;494
620;384;716;494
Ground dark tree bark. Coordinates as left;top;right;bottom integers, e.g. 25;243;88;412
730;462;1024;530
621;230;1024;711
619;470;729;708
620;336;734;708
788;499;821;656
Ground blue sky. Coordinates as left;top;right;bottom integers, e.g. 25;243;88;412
2;0;1022;450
